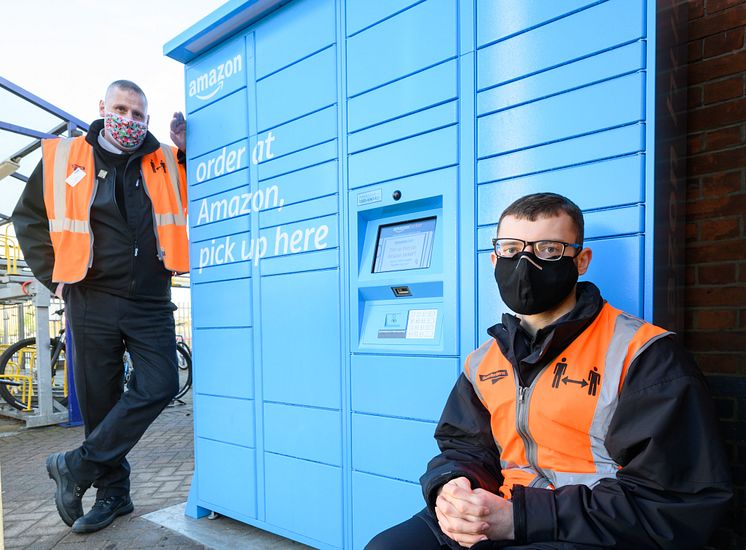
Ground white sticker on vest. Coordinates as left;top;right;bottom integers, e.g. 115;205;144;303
65;167;86;187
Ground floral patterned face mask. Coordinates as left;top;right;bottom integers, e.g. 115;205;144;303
104;111;148;150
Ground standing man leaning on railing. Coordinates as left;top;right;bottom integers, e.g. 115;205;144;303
12;80;188;534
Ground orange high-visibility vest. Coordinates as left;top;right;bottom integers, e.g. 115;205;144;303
40;135;189;283
464;303;670;498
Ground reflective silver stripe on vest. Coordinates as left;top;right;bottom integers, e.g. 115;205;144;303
465;339;503;455
155;213;184;226
49;218;90;233
51;138;75;226
544;469;617;489
159;145;186;226
585;311;670;486
464;339;494;406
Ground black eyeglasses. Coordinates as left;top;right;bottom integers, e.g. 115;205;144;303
491;238;582;261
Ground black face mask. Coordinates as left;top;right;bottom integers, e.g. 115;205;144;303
493;252;578;315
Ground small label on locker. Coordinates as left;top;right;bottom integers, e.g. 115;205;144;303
357;188;382;206
378;329;407;339
405;309;438;339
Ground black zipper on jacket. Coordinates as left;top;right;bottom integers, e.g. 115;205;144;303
513;366;552;487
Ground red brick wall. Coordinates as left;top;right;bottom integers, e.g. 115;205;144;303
686;0;746;375
686;1;746;547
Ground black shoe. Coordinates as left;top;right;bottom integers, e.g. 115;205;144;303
71;495;134;534
46;452;89;527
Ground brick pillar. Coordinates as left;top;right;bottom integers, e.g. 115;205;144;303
686;0;746;547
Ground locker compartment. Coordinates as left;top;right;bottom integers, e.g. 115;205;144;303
261;269;341;408
256;46;337;132
196;438;256;518
477;155;645;225
260;195;338;229
253;105;336;161
260;248;339;276
352;472;422;550
352;413;438;482
264;402;341;466
187;89;249;159
477;124;644;185
190;253;252;284
185;35;247;114
188;166;248;202
192;278;253;328
348;59;457;133
351;354;456;421
190;187;252;243
255;0;335;79
348;125;458;189
476;0;600;48
346;0;422;37
477;42;645;117
265;453;343;548
195;395;255;448
349;101;457;155
585;235;644;317
257;160;337;210
189;139;251;185
258;140;338;182
477;0;644;90
192;327;254;399
258;213;338;262
478;73;645;158
347;0;457;97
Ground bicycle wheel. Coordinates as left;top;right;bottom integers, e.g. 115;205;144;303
174;341;192;401
0;337;69;411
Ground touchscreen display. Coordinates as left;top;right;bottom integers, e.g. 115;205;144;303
373;217;436;273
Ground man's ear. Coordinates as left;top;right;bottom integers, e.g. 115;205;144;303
576;247;592;276
99;100;106;117
490;251;497;269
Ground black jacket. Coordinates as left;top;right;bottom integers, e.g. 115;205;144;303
13;120;183;300
419;282;732;549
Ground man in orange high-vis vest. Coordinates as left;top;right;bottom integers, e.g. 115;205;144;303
367;193;732;550
12;80;188;534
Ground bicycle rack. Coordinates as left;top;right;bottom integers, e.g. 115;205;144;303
0;278;69;427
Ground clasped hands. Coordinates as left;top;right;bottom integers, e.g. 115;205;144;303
435;477;514;547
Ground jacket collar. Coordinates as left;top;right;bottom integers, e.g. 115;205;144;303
488;282;605;372
85;118;160;159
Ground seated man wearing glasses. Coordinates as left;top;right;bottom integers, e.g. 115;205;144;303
367;193;731;550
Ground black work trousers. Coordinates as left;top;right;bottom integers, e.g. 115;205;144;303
365;510;603;550
63;285;178;498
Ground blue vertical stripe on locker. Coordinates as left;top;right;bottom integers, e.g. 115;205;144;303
185;30;257;524
253;0;342;544
345;0;461;545
474;0;649;339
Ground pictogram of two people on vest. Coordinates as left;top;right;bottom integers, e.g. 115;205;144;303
479;360;601;395
551;358;600;395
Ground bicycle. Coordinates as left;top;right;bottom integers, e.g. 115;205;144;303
122;340;192;401
0;309;68;411
0;309;191;411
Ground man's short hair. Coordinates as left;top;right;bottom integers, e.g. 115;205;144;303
498;192;585;245
106;80;147;105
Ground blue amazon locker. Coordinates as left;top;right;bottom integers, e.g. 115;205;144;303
165;0;685;547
